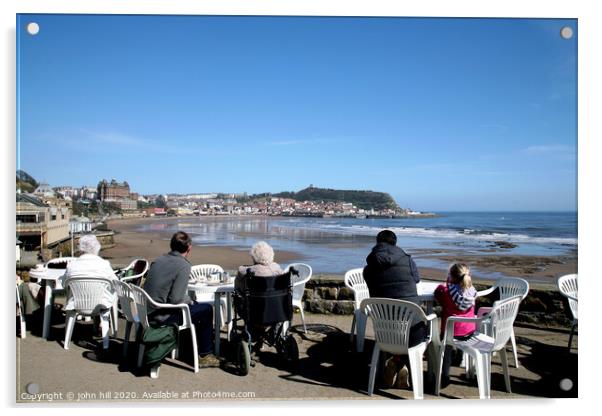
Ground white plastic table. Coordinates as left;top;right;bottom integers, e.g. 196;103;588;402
188;281;234;357
417;280;441;314
28;267;66;339
417;280;444;384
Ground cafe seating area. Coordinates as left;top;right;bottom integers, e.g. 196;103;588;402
17;258;579;400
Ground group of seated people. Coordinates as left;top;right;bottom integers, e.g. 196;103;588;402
20;229;478;388
363;229;477;389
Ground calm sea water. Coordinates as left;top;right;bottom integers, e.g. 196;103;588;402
140;212;577;275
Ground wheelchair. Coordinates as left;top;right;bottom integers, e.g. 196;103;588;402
231;268;300;375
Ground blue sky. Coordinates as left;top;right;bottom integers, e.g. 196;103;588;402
17;15;577;211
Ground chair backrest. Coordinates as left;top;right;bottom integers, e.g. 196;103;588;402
190;264;224;282
361;298;428;355
344;268;370;310
113;280;137;322
489;296;522;351
285;263;313;302
557;274;578;320
120;258;149;284
128;285;152;329
235;270;294;325
497;277;530;300
64;277;114;314
132;259;149;275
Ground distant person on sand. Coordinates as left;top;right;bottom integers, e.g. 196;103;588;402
237;241;284;279
434;263;477;388
143;231;219;369
363;229;425;390
61;234;117;311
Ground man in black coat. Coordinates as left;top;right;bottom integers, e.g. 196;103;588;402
363;230;426;389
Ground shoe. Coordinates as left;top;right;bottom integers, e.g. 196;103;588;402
394;365;410;389
382;357;397;388
198;353;221;368
150;364;161;379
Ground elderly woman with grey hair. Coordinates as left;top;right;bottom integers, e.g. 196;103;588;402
237;241;283;279
61;234;117;311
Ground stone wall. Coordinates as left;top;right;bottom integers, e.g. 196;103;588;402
303;276;575;330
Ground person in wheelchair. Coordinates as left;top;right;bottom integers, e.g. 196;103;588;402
237;241;283;280
233;241;298;375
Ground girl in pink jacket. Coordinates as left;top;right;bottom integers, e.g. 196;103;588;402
434;263;477;388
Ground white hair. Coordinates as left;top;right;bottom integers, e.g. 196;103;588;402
250;241;274;265
79;234;101;255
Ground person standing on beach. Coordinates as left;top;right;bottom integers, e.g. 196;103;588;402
363;229;425;390
143;231;220;368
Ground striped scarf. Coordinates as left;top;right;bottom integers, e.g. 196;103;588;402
447;282;477;311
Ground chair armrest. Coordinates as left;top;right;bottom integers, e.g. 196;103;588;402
442;315;489;347
149;301;193;327
476;286;496;297
425;313;437;321
563;294;578;303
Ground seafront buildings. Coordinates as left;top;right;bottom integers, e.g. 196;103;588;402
16;174;433;261
16;193;71;251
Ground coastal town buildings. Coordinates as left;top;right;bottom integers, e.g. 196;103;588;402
16;193;71;250
98;179;131;201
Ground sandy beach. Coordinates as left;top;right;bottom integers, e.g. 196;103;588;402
102;216;576;288
103;216;301;270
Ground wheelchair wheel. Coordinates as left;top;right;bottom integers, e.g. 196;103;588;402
237;340;251;376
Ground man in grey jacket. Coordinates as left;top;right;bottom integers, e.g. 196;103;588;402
143;231;219;367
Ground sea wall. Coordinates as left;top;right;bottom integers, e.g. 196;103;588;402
303;276;575;330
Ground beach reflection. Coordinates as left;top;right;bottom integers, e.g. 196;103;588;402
136;216;574;276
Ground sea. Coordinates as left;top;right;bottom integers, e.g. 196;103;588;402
139;212;577;275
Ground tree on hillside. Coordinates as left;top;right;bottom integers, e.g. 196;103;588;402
155;195;167;208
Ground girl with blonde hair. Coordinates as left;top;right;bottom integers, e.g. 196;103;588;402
434;263;478;389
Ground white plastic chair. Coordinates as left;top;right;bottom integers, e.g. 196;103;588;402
129;285;199;375
475;277;529;368
63;277;118;350
361;298;437;399
345;268;371;352
436;296;522;399
117;258;149;285
557;274;578;350
285;263;313;333
113;280;140;358
189;264;230;332
16;285;26;339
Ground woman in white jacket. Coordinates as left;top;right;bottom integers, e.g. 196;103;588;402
61;234;117;311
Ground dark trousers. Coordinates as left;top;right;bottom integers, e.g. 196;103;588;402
163;302;214;356
442;332;475;378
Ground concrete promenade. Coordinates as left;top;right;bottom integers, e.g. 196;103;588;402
16;310;578;403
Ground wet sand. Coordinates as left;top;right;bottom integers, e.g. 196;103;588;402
103;216;576;286
103;217;301;270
